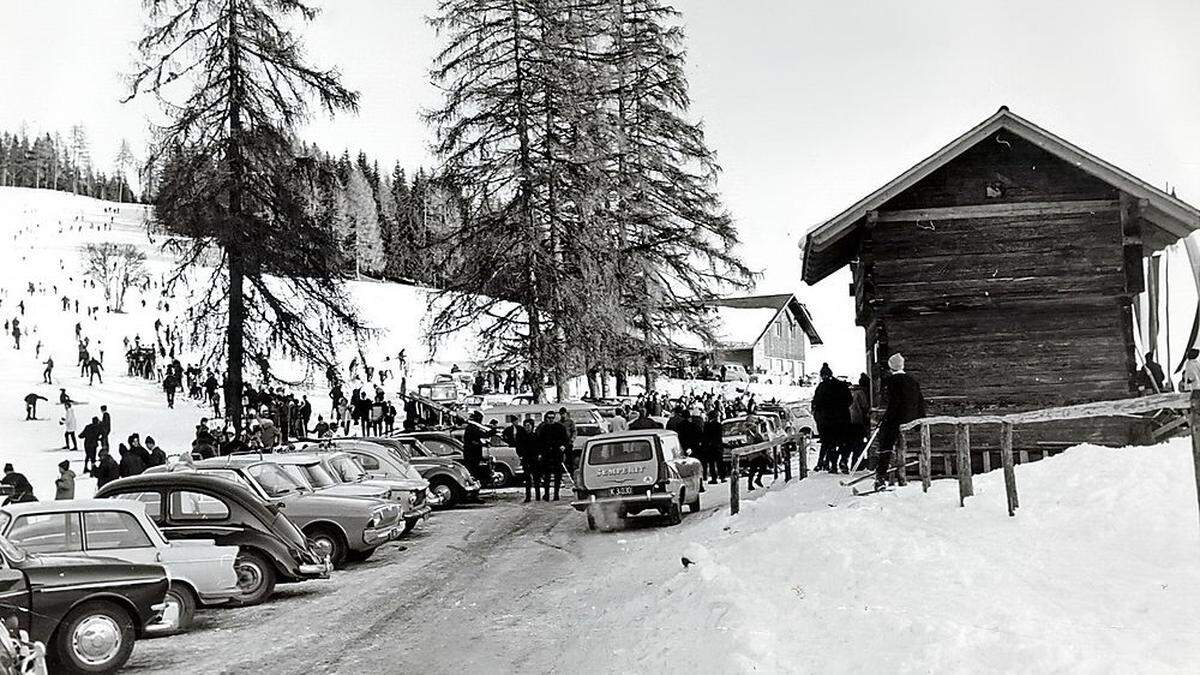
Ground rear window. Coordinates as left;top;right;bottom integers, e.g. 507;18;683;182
588;440;654;465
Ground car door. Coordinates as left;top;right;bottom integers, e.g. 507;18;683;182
81;510;159;565
0;564;29;633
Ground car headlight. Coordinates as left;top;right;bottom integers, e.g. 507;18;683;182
367;512;382;528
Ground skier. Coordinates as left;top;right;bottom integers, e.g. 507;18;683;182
23;392;46;421
875;353;926;490
79;416;103;474
10;319;19;350
54;461;76;500
62;402;78;451
843;373;871;473
100;405;112;451
87;357;103;385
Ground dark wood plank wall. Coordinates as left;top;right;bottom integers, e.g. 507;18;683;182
855;133;1146;464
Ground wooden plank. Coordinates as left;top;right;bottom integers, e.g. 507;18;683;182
874;199;1120;223
730;454;740;515
982;449;991;473
902;391;1190;431
956;424;974;506
920;423;932;492
1001;422;1018;516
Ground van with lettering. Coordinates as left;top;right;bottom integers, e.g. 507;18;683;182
571;429;702;531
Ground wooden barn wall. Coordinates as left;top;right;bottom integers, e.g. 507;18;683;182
856;131;1145;458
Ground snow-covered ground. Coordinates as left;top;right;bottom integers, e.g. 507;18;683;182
595;439;1200;673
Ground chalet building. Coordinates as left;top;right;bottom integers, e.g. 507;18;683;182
802;107;1200;471
700;294;823;382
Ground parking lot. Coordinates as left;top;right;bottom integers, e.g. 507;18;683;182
123;488;727;673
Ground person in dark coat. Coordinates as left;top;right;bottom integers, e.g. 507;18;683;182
79;416;103;474
462;411;494;487
628;409;662;430
843;373;871;473
1;464;35;504
1140;352;1169;393
503;416;541;502
146;436;167;467
118;443;146;477
100;405;112;451
702;409;726;483
876;353;926;489
678;407;707;491
94;448;120;488
535;411;570;501
811;363;852;473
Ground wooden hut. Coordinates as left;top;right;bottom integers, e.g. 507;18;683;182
801;107;1200;471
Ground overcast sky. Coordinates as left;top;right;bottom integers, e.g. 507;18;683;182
3;1;1199;373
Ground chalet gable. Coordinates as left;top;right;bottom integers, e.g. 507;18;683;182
703;293;823;348
802;107;1200;284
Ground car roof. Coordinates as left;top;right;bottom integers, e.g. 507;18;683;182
587;429;678;443
482;402;598;414
96;471;278;520
195;456;259;468
2;498;141;516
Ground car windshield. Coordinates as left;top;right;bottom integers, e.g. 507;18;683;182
247;463;306;498
301;463;338;488
279;465;315;489
327;456;367;482
0;535;28;564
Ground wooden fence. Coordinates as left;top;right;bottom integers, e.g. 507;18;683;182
729;431;810;515
897;390;1197;518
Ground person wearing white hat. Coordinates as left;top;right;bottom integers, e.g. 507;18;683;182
876;353;926;489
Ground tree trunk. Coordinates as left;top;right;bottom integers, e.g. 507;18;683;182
225;0;246;432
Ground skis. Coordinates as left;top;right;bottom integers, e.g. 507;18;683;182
853;485;893;496
840;459;919;488
837;426;882;485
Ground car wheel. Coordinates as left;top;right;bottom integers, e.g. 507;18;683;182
52;600;135;674
229;549;277;607
307;526;348;568
429;478;460;508
492;465;514;488
155;583;196;635
346;546;377;563
666;494;683;526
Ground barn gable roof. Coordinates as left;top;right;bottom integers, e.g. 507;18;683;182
802;106;1200;284
703;293;823;347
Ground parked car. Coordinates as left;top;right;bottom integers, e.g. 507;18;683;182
147;458;404;568
718;363;750;382
0;499;240;635
0;534;168;674
95;472;332;606
399;430;521;489
272;451;432;536
720;415;780;468
571;429;702;530
359;437;482;507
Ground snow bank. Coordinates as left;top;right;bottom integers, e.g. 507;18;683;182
608;439;1200;673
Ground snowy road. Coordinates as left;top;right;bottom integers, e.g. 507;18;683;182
123;488;731;674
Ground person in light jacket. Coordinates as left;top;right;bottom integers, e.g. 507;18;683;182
55;460;75;500
62;402;78;451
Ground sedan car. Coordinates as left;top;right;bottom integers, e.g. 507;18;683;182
148;458;404;568
571;429;702;530
364;437;482;507
398;430;521;488
0;534;168;674
271;451;431;536
0;499;240;635
96;472;332;607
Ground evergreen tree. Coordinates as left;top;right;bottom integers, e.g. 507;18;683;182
126;0;363;430
345;163;385;274
114;139;136;202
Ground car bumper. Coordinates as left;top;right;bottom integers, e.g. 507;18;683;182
142;601;171;635
198;586;243;606
298;557;334;578
404;504;432;521
363;523;404;547
571;493;673;512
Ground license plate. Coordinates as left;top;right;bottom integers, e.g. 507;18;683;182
610;486;635;496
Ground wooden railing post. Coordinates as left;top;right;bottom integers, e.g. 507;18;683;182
1190;390;1200;533
783;440;793;482
955;424;974;506
895;431;908;486
730;453;740;515
919;423;932;492
772;446;779;480
1000;422;1018;516
798;431;809;478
